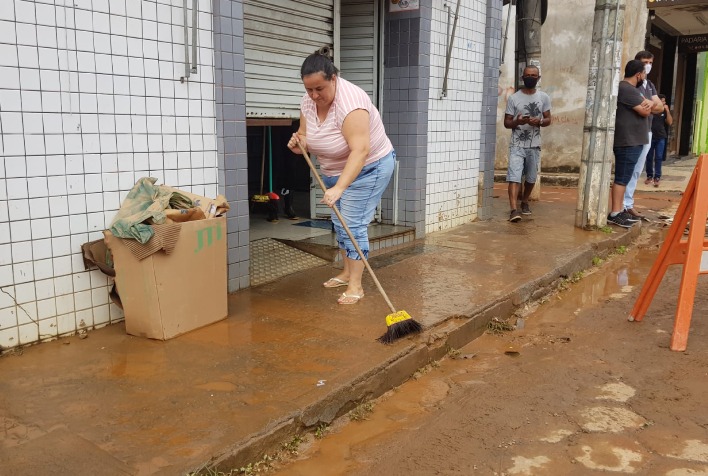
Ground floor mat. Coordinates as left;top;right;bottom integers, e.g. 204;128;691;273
249;238;329;287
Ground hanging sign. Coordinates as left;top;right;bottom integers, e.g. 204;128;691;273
647;0;708;7
678;34;708;54
389;0;420;12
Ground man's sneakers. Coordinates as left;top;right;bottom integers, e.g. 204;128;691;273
625;208;643;219
509;209;522;222
509;202;530;222
618;210;640;223
607;212;636;228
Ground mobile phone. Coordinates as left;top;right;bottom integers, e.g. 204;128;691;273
522;115;530;119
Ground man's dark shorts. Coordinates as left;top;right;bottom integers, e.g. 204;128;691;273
613;145;643;186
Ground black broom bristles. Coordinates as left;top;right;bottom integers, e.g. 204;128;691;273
377;317;423;344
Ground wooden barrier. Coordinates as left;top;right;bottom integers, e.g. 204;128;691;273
628;154;708;351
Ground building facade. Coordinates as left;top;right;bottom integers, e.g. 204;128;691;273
495;0;651;174
0;0;502;350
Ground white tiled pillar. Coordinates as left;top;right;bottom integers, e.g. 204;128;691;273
0;0;218;350
425;1;487;233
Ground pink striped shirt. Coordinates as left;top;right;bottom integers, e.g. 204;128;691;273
301;77;393;176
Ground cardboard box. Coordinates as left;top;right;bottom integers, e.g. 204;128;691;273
104;216;227;340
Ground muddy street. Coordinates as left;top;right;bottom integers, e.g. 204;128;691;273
272;232;708;476
0;186;695;475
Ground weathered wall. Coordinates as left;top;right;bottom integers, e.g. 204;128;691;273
495;0;649;173
533;0;596;172
622;0;649;67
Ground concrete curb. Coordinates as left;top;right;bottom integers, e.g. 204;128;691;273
194;225;641;474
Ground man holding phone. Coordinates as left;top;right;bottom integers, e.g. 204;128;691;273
503;65;552;222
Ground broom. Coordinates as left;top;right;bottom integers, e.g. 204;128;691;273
298;143;422;344
251;127;271;204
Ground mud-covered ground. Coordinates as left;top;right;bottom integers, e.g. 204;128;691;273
273;228;708;475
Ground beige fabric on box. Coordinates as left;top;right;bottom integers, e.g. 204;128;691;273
120;223;182;260
159;186;230;218
162;207;206;223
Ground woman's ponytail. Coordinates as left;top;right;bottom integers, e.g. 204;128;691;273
301;46;339;80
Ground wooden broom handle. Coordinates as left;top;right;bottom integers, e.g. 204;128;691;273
259;128;266;195
300;148;397;314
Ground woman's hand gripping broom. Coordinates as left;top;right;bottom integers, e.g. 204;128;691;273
298;142;422;343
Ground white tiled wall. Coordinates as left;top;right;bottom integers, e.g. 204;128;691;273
0;0;218;350
426;1;486;233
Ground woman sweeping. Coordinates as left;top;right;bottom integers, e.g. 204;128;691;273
287;47;395;305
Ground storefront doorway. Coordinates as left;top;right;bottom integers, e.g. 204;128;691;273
242;1;412;286
647;1;708;157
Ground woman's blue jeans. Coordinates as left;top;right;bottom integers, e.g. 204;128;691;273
322;150;395;260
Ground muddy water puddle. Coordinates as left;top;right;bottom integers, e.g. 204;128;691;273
272;247;659;476
530;251;656;326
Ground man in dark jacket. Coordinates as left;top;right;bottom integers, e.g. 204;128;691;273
644;94;673;186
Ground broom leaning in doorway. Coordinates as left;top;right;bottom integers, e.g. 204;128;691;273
299;142;422;344
250;126;280;222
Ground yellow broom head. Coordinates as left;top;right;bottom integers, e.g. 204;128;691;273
251;194;271;203
385;310;412;327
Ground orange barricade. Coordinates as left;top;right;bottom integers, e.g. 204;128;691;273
629;154;708;351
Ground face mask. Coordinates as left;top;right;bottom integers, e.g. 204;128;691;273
523;77;538;89
644;63;652;75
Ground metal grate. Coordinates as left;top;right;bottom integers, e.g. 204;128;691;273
249;238;329;287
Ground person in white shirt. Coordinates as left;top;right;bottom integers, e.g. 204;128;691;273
622;50;664;219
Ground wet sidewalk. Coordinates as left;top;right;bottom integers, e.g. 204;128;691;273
0;181;685;475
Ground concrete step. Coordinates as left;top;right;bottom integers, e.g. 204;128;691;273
278;223;415;263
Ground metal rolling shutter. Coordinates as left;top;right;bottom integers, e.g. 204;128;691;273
339;0;378;105
312;0;380;218
244;0;335;119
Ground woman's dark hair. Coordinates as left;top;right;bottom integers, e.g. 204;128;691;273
300;46;339;80
624;59;645;78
